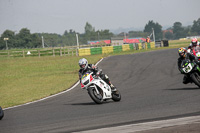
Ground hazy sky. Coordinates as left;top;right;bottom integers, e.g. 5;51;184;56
0;0;199;35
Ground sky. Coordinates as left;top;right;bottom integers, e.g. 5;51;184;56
0;0;199;35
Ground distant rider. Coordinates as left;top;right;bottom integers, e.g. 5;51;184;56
177;47;196;84
187;38;200;53
78;58;116;91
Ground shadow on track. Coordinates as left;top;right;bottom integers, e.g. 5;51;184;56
166;87;200;91
70;102;97;106
68;101;114;106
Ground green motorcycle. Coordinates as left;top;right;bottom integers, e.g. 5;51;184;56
181;59;200;87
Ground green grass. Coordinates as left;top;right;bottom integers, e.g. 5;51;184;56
0;55;104;108
0;40;189;108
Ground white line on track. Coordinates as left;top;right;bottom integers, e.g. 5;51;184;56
4;57;104;110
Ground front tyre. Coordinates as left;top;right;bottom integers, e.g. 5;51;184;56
112;90;121;102
88;87;103;104
191;72;200;88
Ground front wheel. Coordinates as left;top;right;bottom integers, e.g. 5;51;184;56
112;90;121;102
88;87;103;104
191;72;200;88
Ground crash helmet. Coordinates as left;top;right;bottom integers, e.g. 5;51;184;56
191;38;198;47
178;47;186;57
79;58;88;70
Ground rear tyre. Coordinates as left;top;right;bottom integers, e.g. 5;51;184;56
88;87;103;104
112;90;121;102
0;106;4;120
191;72;200;88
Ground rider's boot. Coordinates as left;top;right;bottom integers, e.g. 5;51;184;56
110;82;117;92
102;74;117;91
183;75;190;84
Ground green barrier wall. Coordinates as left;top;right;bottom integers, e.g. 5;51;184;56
147;43;151;49
91;47;102;55
113;45;122;53
129;44;134;50
78;43;154;56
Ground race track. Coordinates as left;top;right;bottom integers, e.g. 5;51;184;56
1;48;200;133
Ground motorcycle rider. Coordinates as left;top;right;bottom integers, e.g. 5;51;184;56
187;38;200;53
178;47;196;84
78;58;117;91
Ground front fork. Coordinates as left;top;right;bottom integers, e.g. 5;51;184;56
88;85;100;95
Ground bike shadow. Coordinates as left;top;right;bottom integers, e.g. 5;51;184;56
70;101;111;106
166;87;200;91
71;102;97;106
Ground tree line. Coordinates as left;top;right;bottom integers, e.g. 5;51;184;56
0;18;200;50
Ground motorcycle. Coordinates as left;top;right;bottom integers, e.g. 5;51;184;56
180;59;200;87
0;106;4;120
80;71;121;104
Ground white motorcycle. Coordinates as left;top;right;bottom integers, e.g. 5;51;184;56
80;72;121;104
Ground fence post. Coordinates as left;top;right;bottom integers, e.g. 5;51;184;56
53;48;55;57
60;47;62;56
72;50;74;56
23;50;25;58
7;51;10;57
76;48;78;56
38;50;40;58
64;48;66;56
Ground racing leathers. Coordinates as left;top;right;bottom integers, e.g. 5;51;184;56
79;64;116;91
188;42;200;50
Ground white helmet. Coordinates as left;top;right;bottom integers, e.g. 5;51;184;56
79;58;88;70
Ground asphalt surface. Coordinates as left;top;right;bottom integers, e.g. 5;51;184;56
1;48;200;133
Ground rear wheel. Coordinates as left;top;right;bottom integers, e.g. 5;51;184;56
88;87;103;104
0;106;4;120
112;90;121;102
191;72;200;88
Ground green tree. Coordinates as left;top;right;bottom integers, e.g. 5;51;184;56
128;31;148;38
172;22;185;39
144;20;162;40
0;30;15;49
31;33;41;48
16;28;32;48
98;29;113;40
84;22;95;33
191;18;200;35
144;20;155;33
164;31;173;40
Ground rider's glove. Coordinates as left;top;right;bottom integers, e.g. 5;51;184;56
187;49;191;53
97;69;102;76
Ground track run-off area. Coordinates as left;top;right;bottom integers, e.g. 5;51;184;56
1;48;200;133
